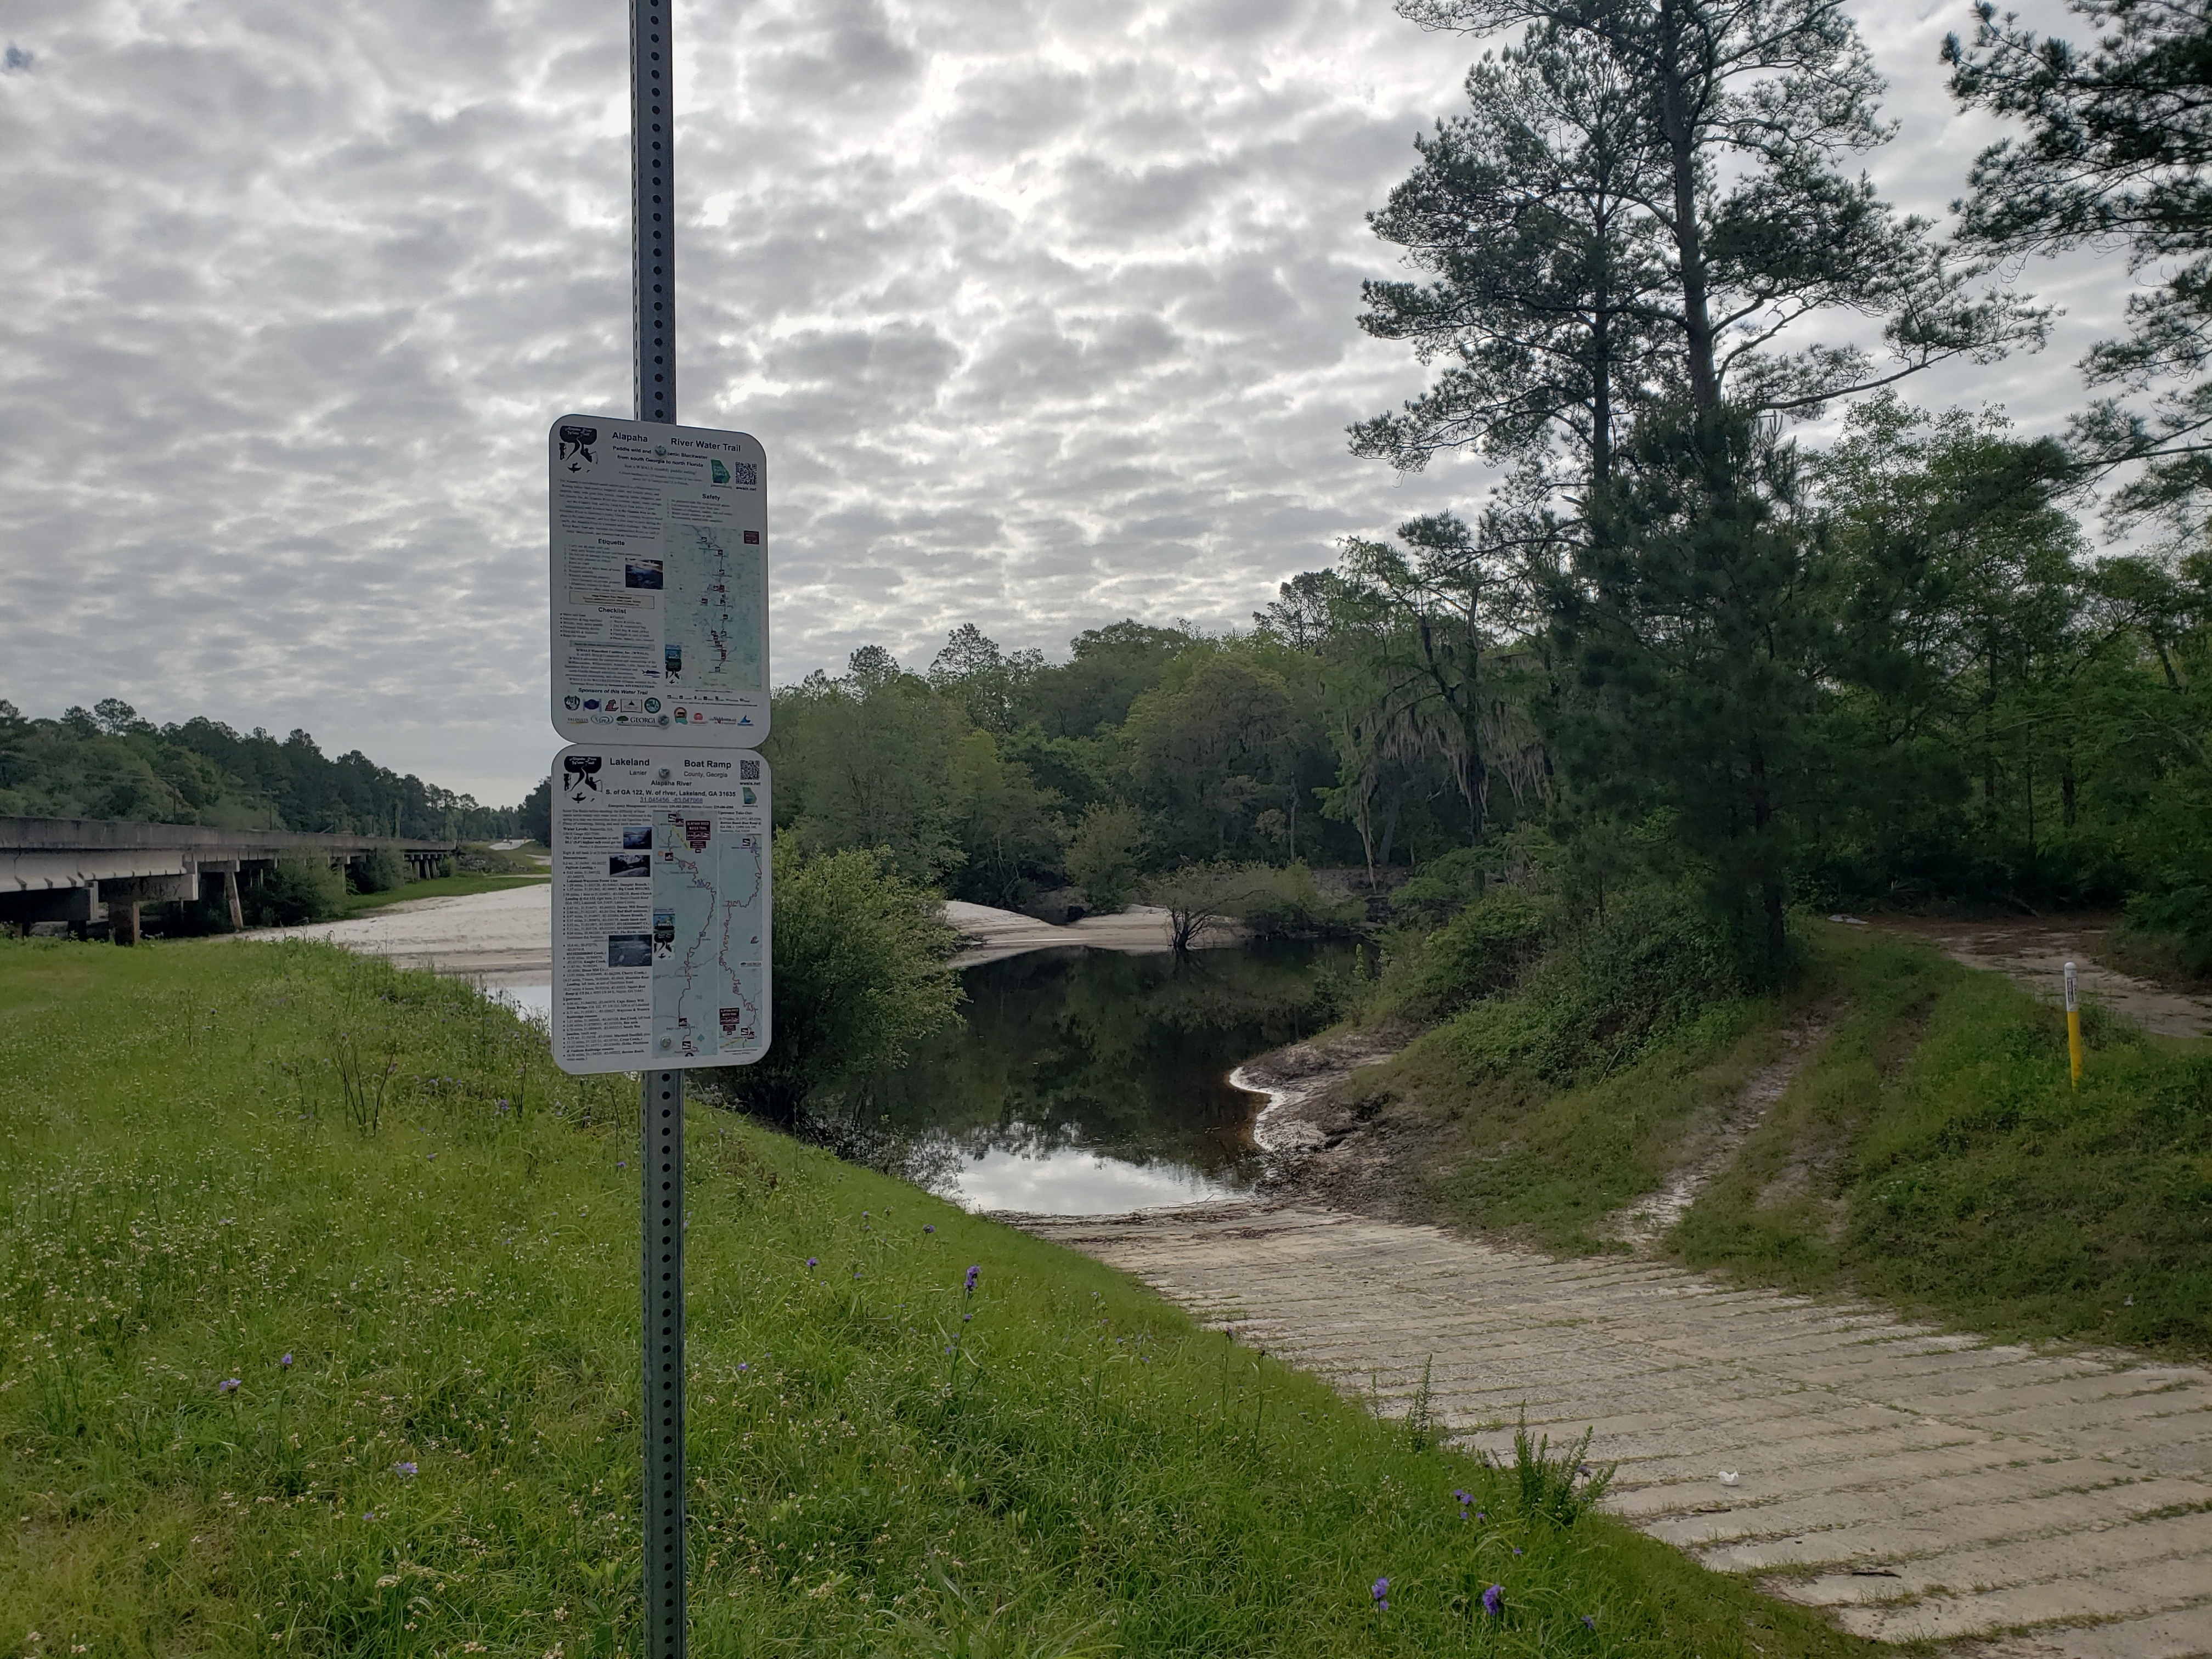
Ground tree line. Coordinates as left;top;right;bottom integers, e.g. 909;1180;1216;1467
766;0;2212;979
0;697;534;843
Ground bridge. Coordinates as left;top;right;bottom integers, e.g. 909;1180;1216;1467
0;816;458;942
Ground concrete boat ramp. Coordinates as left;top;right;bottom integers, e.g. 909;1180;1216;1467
1018;1203;2212;1659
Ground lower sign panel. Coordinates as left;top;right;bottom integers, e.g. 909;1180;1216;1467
551;744;772;1074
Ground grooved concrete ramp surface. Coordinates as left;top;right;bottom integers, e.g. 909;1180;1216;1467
1015;1203;2212;1658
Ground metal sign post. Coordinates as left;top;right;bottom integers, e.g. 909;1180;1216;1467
644;1065;686;1659
544;13;771;1651
634;4;682;1655
635;0;674;428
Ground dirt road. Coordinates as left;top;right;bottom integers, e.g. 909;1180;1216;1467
1017;1203;2212;1658
1856;916;2211;1040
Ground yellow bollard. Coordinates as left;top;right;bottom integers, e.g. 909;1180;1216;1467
2064;960;2084;1088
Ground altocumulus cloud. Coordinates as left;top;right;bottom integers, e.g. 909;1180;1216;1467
0;0;2125;800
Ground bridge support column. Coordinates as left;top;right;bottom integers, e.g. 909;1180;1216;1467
69;881;99;940
112;900;141;946
224;869;244;930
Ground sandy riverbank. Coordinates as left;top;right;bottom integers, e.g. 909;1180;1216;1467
239;888;1234;979
244;883;556;984
942;900;1244;966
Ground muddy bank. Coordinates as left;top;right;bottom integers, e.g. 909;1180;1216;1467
1220;1029;1440;1217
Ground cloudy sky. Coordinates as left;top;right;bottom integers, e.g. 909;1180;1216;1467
0;0;2122;805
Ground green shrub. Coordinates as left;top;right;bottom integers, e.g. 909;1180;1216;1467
1064;802;1145;913
351;843;409;894
1389;848;1489;928
1443;884;1742;1082
452;843;540;875
706;833;964;1124
2119;865;2212;983
1415;889;1547;1008
1237;862;1365;939
245;851;346;925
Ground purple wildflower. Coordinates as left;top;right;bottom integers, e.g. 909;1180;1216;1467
1482;1584;1504;1618
1512;1547;1523;1558
924;1224;934;1234
806;1257;818;1269
965;1265;980;1293
738;1363;748;1373
278;1353;294;1368
963;1312;972;1322
218;1378;240;1393
394;1462;417;1478
1372;1577;1390;1612
1582;1615;1596;1631
1453;1488;1471;1506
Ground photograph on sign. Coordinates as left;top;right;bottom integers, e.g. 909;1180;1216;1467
549;416;769;746
551;745;772;1075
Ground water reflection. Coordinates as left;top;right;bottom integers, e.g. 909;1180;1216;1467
826;942;1354;1214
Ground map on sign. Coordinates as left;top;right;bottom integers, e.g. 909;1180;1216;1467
652;807;766;1060
549;744;772;1075
662;525;764;700
548;415;768;746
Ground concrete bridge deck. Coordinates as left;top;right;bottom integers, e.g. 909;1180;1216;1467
0;815;457;938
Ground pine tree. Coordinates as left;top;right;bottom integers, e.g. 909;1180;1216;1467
1946;0;2212;527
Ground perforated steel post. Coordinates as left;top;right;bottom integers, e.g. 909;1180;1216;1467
634;0;675;426
642;1068;686;1658
634;4;682;1653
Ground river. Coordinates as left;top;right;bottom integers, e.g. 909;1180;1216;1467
246;885;1357;1212
819;941;1358;1214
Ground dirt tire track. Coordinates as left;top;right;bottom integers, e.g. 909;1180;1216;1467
1599;1005;1837;1252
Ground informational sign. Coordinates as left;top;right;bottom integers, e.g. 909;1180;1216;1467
550;745;772;1075
549;415;769;745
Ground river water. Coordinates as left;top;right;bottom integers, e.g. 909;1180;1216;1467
823;941;1356;1214
494;940;1354;1214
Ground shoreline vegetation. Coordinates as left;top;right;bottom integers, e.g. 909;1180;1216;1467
1254;916;2212;1362
0;935;1883;1659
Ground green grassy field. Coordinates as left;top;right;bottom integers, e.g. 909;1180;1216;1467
1357;926;2212;1357
0;938;1880;1659
340;874;548;916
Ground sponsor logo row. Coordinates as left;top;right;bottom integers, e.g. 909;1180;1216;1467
562;693;754;729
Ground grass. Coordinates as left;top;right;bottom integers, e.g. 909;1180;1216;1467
1354;922;2212;1358
340;874;547;917
1343;992;1823;1254
0;937;1882;1659
1674;929;2212;1356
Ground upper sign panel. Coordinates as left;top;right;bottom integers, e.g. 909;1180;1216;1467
549;415;768;746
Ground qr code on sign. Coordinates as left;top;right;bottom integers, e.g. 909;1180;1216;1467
731;462;758;487
739;758;760;780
